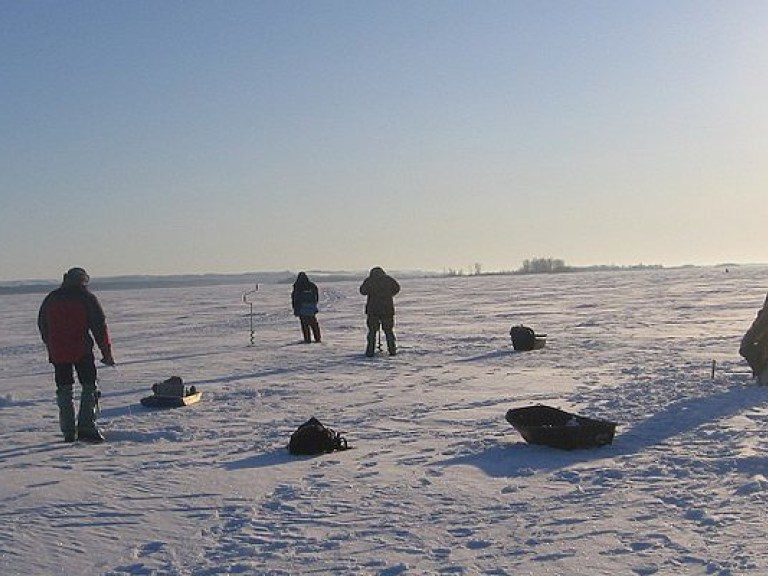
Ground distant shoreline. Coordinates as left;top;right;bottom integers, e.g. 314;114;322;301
2;263;762;296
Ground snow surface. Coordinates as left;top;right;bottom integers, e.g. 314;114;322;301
2;266;768;576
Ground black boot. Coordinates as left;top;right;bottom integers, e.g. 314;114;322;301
56;384;76;442
385;333;397;356
366;330;377;357
77;382;105;443
77;427;105;443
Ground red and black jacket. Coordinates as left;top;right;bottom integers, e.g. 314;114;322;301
38;286;111;364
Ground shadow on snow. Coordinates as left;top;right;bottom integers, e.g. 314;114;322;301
222;448;295;470
437;383;768;478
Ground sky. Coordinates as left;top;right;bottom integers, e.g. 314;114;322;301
1;1;767;282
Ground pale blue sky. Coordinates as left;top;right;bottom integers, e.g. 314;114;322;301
1;1;766;281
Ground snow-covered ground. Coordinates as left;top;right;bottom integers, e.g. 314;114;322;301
2;266;768;575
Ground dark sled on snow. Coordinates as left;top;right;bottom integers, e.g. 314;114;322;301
505;405;617;450
140;390;201;408
140;376;201;408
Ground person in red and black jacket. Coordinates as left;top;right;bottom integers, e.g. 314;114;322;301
38;267;115;442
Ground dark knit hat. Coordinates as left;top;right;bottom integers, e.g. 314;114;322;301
63;267;90;286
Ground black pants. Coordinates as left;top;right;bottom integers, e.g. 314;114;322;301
54;355;97;387
52;355;100;438
299;316;321;342
366;314;396;355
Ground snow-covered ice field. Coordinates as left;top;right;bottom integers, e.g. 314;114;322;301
2;265;768;575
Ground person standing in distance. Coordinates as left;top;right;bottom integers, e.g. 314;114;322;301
359;267;400;357
291;271;321;343
38;267;115;442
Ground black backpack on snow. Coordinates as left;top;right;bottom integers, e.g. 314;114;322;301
510;325;537;351
288;417;349;455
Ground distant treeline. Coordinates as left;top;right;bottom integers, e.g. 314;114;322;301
518;257;568;274
515;257;662;275
441;258;663;278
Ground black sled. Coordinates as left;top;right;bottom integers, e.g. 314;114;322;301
505;404;617;450
140;376;202;408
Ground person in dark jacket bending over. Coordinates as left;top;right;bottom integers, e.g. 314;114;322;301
740;292;768;385
359;267;400;357
291;272;321;343
38;267;115;442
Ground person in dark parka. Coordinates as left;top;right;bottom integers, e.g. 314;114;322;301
37;267;115;442
291;272;321;343
740;292;768;384
359;267;400;357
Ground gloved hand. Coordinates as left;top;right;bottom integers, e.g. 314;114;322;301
101;353;116;366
